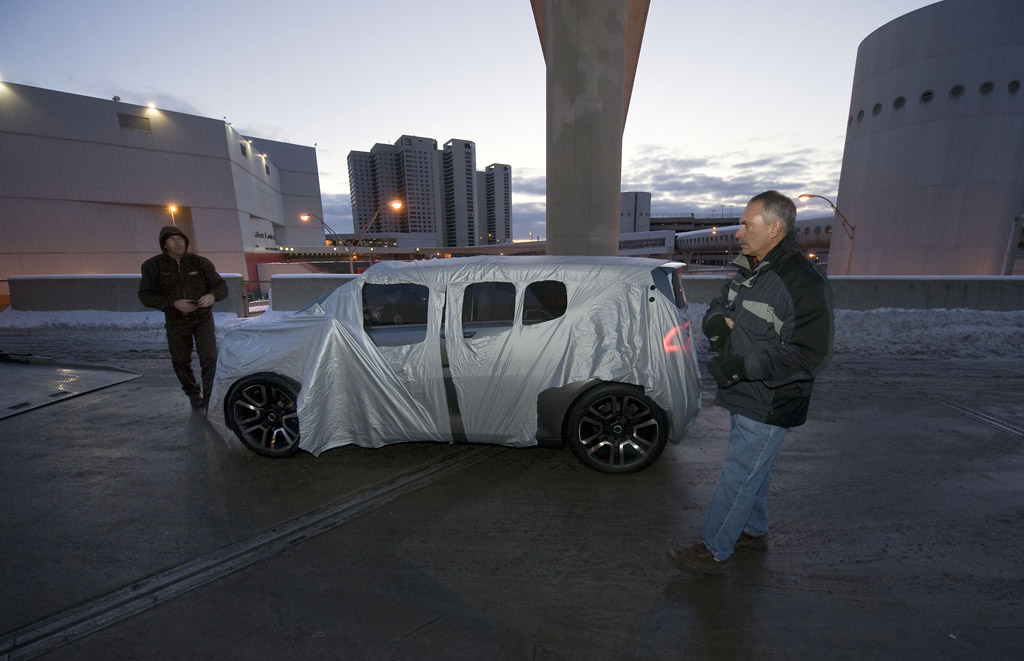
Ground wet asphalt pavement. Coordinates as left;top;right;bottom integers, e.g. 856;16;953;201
1;326;1023;659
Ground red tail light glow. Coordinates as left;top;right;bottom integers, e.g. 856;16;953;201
662;321;692;354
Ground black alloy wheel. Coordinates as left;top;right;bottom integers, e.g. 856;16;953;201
224;372;302;458
565;384;668;474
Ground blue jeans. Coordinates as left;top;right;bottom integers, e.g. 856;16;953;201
702;413;788;561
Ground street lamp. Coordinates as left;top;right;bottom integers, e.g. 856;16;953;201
799;193;855;274
299;212;340;247
350;199;402;273
798;194;854;240
168;205;177;226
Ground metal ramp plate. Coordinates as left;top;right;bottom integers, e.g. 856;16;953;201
0;355;142;420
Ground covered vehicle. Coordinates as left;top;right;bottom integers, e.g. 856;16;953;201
207;256;701;473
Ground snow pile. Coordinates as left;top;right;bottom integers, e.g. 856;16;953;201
689;304;1024;360
1;305;1022;360
831;307;1024;359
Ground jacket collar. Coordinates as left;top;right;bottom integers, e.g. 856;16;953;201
732;231;799;274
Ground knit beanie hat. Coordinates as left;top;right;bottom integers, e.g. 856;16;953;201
159;225;189;251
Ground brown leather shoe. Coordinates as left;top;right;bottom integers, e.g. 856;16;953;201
667;543;728;575
734;532;769;551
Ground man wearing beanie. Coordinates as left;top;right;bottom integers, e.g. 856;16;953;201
139;225;228;410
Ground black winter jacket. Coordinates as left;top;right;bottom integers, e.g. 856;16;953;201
703;232;833;428
139;252;228;322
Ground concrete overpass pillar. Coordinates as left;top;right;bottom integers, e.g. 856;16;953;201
534;0;648;256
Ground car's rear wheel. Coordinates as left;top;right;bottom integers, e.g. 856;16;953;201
224;372;302;458
565;384;668;474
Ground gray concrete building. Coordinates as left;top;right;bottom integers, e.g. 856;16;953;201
834;0;1024;275
620;192;651;234
347;136;513;248
443;139;479;247
478;164;514;245
0;82;322;284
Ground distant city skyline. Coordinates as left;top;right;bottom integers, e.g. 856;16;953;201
0;0;938;238
347;135;513;248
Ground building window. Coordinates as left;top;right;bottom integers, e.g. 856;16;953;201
893;96;906;110
949;84;965;98
117;113;151;132
920;90;934;103
241;143;248;157
979;81;994;96
265;163;270;175
857;110;864;122
1009;80;1021;94
872;103;882;116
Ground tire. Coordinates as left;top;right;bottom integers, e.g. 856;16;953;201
224;372;302;458
565;384;668;474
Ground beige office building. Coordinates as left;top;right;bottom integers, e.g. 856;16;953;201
0;82;323;283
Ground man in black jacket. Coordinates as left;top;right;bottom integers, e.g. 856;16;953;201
139;226;228;410
669;190;834;575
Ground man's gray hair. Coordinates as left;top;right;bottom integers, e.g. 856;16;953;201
749;190;796;234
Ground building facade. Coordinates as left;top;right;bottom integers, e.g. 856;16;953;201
480;164;513;244
833;0;1024;275
348;135;513;248
0;82;322;283
620;192;651;234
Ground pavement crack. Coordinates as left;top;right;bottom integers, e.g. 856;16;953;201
941;400;1024;439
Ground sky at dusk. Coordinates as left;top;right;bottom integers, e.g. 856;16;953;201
1;0;938;239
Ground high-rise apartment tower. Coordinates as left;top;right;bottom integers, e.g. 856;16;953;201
348;135;512;248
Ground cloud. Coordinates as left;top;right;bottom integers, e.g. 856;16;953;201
322;193;353;233
320;143;842;240
511;202;547;240
622;144;842;216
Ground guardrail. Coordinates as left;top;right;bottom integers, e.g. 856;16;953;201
677;275;1024;311
3;273;1023;315
6;274;247;317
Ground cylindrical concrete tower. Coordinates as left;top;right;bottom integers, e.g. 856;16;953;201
833;0;1024;275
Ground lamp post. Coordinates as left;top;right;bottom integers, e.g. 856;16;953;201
168;205;177;226
798;193;855;273
299;212;340;248
349;200;402;273
798;194;854;240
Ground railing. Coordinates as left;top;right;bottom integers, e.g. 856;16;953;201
0;278;269;316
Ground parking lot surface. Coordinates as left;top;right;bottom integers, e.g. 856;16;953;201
1;325;1023;659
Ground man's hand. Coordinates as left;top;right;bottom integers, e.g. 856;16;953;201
173;299;198;314
708;352;747;387
196;293;215;308
705;315;733;352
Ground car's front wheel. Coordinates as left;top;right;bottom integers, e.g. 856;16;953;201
565;384;668;474
224;372;302;458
